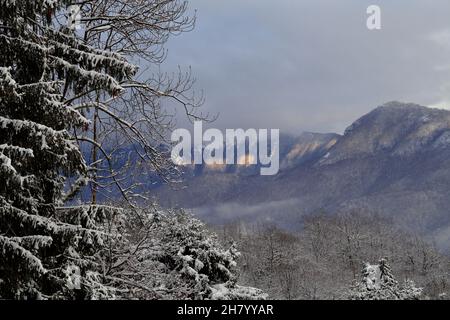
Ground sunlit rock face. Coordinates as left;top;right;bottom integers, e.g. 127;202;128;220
237;154;256;166
281;132;340;169
205;162;227;170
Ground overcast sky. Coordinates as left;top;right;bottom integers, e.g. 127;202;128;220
162;0;450;135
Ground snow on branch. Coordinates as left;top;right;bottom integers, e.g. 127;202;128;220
0;235;47;276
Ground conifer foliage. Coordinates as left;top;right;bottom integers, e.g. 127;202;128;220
0;0;135;299
106;208;267;300
349;259;423;300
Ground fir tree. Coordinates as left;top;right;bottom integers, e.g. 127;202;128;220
349;258;422;300
0;0;135;299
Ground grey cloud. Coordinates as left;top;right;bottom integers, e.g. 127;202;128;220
160;0;450;135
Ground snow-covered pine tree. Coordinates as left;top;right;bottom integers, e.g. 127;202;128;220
0;0;135;299
348;258;422;300
106;207;267;300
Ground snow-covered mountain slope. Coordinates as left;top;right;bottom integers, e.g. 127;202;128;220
153;102;450;252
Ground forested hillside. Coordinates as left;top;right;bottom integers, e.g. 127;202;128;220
216;212;449;299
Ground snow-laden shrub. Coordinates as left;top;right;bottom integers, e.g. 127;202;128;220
106;206;266;300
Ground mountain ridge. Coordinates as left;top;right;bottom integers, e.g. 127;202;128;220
154;102;450;252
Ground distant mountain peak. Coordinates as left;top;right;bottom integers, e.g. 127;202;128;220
324;102;450;165
378;101;425;109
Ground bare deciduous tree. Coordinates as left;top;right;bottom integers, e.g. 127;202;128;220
58;1;210;205
217;212;450;300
